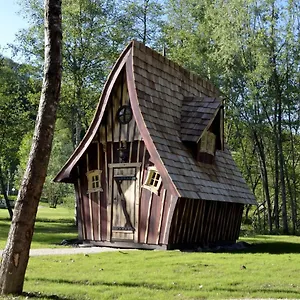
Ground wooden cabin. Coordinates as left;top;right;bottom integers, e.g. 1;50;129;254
54;40;256;250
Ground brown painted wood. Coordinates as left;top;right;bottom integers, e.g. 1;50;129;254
168;199;244;248
75;177;84;240
162;195;178;245
157;189;167;244
144;193;153;243
97;142;101;240
191;199;200;242
148;192;161;244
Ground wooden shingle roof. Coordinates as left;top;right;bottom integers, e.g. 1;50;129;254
129;41;256;205
181;96;221;142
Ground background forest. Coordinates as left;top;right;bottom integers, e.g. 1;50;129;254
0;0;299;234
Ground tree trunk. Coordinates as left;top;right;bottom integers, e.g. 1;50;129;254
269;1;288;234
0;165;13;220
253;131;272;233
142;0;149;44
273;99;279;230
284;159;297;234
287;108;298;234
0;0;62;295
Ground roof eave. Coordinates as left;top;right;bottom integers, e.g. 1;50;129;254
54;42;134;183
126;42;181;198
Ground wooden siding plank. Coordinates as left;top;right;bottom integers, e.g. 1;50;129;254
134;165;141;243
191;199;201;243
107;99;113;142
97;142;101;241
107;159;113;241
136;140;140;164
176;200;187;244
86;153;94;240
144;192;153;243
140;145;147;190
76;176;85;240
156;189;167;244
185;200;194;243
163;195;178;245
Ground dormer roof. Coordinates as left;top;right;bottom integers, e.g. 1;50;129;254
181;96;222;142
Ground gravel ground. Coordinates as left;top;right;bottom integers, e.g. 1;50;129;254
0;246;124;257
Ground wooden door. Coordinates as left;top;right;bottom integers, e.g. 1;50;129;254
108;163;141;242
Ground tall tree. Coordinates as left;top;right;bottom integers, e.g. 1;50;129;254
61;0;121;147
0;0;62;294
119;0;164;47
15;0;126;148
0;59;39;219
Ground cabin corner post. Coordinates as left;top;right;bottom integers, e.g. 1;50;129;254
74;179;83;240
234;203;244;241
162;195;179;248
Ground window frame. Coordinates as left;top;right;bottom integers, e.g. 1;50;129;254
142;166;162;195
117;105;133;124
86;170;103;193
200;130;216;156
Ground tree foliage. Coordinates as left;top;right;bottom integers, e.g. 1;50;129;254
0;58;39;218
163;0;300;233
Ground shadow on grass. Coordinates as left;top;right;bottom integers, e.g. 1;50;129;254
35;218;74;224
236;241;300;254
23;291;73;300
0;219;77;246
182;241;300;254
29;278;184;292
32;223;77;245
214;286;299;296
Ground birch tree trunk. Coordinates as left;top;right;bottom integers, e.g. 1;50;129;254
0;0;62;295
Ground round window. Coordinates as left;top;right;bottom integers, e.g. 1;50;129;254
117;105;133;124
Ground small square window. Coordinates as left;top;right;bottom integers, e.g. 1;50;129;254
200;131;216;156
86;170;103;193
142;167;162;194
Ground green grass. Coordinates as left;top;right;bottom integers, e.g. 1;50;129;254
1;208;300;299
0;205;77;249
1;241;300;300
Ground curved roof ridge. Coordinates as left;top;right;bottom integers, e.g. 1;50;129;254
54;41;134;182
126;41;181;197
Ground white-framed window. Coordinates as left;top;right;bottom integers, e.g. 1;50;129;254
142;166;162;194
200;130;216;156
86;170;103;193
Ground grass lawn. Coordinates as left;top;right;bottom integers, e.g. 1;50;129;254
0;205;77;249
1;238;300;300
0;207;300;299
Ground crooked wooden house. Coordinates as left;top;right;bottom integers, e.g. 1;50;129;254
54;40;256;250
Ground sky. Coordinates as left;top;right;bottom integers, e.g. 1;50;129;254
0;0;28;58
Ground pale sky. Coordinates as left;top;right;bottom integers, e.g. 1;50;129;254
0;1;28;58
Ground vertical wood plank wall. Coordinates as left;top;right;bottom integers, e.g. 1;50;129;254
168;198;244;248
73;69;176;245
